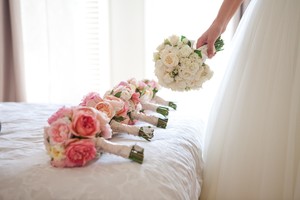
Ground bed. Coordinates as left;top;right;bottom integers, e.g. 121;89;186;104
0;102;204;200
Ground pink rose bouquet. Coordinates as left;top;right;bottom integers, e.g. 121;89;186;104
80;92;154;141
142;79;177;110
44;106;144;167
127;78;169;117
106;81;168;129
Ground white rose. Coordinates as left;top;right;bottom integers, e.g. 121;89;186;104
153;52;160;61
154;65;165;79
170;47;179;55
179;45;193;57
120;90;132;101
187;63;199;74
162;53;179;68
139;90;153;103
163;73;174;84
182;37;189;44
202;64;214;80
156;43;166;51
169;35;180;46
155;60;163;69
178;68;193;80
174;80;187;90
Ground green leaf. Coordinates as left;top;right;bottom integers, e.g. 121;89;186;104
164;39;171;45
112;116;125;122
153;88;158;97
194;49;202;58
114;91;122;98
180;35;192;47
214;36;225;52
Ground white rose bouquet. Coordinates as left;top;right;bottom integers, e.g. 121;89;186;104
153;35;224;91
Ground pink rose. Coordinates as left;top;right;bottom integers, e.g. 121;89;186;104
144;79;161;91
71;107;101;137
137;80;147;90
115;101;129;117
46;118;71;144
112;84;135;101
117;81;129;87
131;92;141;106
99;123;112;139
52;139;97;167
80;92;103;107
95;101;115;120
104;94;125;113
127;78;138;87
48;106;73;125
65;139;97;167
139;89;153;103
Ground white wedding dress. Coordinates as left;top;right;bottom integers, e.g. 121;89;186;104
200;0;300;199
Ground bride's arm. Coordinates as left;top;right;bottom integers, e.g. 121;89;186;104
196;0;244;58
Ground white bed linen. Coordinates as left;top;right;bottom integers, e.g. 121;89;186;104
0;102;204;200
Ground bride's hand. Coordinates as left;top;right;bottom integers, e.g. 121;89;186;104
196;22;224;58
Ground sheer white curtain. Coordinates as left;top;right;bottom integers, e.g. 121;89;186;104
21;0;111;104
21;0;146;104
20;0;238;121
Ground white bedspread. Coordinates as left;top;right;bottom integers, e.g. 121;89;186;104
0;102;204;200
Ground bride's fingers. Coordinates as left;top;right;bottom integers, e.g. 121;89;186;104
196;37;207;49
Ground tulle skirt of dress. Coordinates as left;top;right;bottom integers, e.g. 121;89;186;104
200;0;300;199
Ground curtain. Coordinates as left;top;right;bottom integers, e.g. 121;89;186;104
0;0;25;102
20;0;112;104
18;0;238;106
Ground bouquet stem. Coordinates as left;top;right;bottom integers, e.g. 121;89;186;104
129;145;144;164
110;120;154;141
141;102;169;117
95;137;144;164
152;95;177;110
130;111;168;129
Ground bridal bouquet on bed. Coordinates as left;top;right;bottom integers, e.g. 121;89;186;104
153;35;224;91
80;91;155;141
43;78;177;167
104;79;171;129
44;106;144;168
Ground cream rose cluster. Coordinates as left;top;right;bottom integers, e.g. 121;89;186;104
153;35;214;91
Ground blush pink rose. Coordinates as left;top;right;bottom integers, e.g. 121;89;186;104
112;84;135;101
95;109;112;139
63;139;97;167
71;107;101;137
80;92;103;107
99;123;112;139
115;101;129;117
139;89;153;103
127;78;139;88
131;92;140;106
137;80;147;90
104;94;125;113
95;102;115;120
47;118;71;144
48;106;73;125
144;79;161;91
